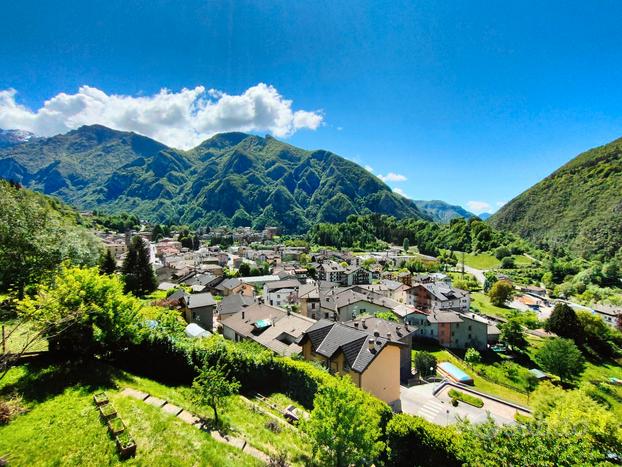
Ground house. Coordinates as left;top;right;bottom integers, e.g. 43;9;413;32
216;293;255;321
406;283;470;312
380;279;409;302
221;304;288;342
252;313;316;356
181;292;216;330
405;310;491;350
316;261;346;284
298;320;403;408
215;278;254;297
344;317;417;382
221;304;315;356
591;304;622;329
343;266;373;286
240;275;282;288
263;279;302;307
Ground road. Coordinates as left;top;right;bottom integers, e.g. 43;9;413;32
456;263;487;285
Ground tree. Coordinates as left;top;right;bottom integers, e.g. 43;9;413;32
304;376;384;466
488;280;513;307
16;265;141;357
402;237;410;253
192;365;240;427
152;224;165;242
99;249;117;275
464;348;481;366
500;256;515;269
122;236;157;296
414;351;437;378
535;338;585;383
238;263;251;277
499;317;527;350
545;303;583;343
494;246;511;260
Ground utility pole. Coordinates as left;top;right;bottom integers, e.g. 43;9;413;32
461;251;465;280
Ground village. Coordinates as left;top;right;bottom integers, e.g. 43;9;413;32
97;224;621;427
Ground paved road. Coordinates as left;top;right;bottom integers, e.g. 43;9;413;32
458;264;487;285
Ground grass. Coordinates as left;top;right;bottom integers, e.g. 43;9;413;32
513;255;534;266
448;389;484;408
459;252;501;270
470;292;541;328
0;319;48;354
412;341;530;406
0;359;308;466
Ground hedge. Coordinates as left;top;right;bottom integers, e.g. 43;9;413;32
386;414;463;466
448;389;484;408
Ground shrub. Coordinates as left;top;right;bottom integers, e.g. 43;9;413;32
385;413;463;466
448;389;484;408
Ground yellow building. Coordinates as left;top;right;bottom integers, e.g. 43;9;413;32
298;320;403;409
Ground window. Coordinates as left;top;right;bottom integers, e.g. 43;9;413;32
451;331;455;337
468;325;472;331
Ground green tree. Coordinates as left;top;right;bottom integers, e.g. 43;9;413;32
304;376;384;466
403;237;410;253
0;180;100;296
192;365;240;427
488;280;513;307
414;351;437;378
500;256;515;269
16;265;141;356
499;317;527;350
545;303;583;343
494;246;511;260
99;249;117;275
122;236;157;296
152;224;165;242
238;263;251;277
464;348;481;366
535;338;585;383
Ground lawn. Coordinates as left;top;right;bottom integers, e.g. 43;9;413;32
459;252;500;270
0;319;48;354
470;292;541;328
0;359;311;466
513;255;534;266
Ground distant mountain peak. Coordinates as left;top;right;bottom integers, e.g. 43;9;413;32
413;199;475;223
0;124;428;232
0;128;35;148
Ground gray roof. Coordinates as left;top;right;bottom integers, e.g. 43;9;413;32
217;293;255;316
300;320;399;373
265;279;301;291
427;311;463;324
221;304;287;338
186;292;216;309
344;317;416;343
216;278;243;291
253;313;316;356
415;283;468;302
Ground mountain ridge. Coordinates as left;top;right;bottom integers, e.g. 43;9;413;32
0;125;429;232
489;136;622;258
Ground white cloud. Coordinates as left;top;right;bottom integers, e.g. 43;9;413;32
364;165;374;173
393;187;407;197
466;201;491;213
496;201;507;207
378;172;407;182
0;83;323;149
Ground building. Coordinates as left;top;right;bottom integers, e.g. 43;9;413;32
405;310;491;350
221;304;315;356
344;317;417;382
181;292;216;331
214;278;254;297
591;304;622;329
263;279;301;307
216;293;255;321
298;320;403;408
406;283;470;312
316;261;346;284
343;266;373;286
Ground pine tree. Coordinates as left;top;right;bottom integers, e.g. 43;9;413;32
122;236;157;296
99;249;117;275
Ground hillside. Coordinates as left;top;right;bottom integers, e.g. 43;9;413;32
0;125;428;232
489;137;622;258
413;199;475;223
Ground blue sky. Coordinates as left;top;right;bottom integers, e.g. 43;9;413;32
2;1;622;213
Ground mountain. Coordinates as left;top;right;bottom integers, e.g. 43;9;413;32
478;212;491;220
413;199;475;223
489;136;622;258
0;125;428;232
0;129;34;148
